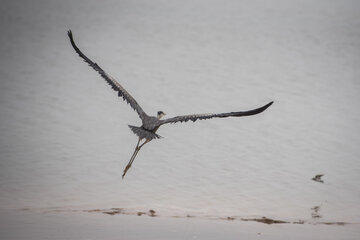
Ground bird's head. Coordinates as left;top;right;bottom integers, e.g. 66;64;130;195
157;111;166;119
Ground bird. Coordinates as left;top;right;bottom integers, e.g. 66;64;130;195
67;30;273;178
312;174;324;183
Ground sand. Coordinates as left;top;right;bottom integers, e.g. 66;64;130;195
0;209;358;240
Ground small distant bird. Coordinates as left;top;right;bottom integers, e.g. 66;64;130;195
312;174;324;183
67;30;273;178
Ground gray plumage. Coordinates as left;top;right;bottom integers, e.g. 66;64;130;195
68;30;273;178
157;106;273;126
68;30;147;121
128;125;162;140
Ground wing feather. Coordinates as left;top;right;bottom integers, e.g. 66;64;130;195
158;101;273;126
67;30;147;121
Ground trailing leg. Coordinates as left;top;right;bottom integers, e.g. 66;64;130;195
122;138;151;179
122;138;141;179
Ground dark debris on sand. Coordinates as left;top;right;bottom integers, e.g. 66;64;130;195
76;208;351;225
241;217;289;224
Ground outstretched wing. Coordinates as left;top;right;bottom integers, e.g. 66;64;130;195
158;101;273;126
67;30;148;121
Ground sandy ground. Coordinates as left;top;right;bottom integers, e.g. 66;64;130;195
0;209;359;240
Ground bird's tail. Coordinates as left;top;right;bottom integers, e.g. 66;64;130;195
128;125;162;140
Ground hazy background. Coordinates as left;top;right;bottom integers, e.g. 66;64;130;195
0;0;359;223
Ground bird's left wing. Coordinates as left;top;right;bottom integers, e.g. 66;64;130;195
158;101;273;126
67;30;148;121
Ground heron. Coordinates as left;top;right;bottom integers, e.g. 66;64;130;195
67;30;273;178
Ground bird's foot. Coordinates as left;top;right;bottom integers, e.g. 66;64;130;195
122;164;131;179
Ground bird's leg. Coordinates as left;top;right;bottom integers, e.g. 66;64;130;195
138;139;150;149
122;138;151;179
122;138;141;179
128;138;150;166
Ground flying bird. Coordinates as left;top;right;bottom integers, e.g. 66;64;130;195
312;174;324;183
67;30;273;178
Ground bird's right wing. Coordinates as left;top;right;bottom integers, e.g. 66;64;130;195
67;30;148;121
158;101;273;126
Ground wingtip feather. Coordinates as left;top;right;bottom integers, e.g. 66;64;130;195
67;29;73;38
257;101;274;113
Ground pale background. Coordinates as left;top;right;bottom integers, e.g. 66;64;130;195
0;0;359;224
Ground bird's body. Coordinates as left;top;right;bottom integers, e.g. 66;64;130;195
312;174;324;183
67;30;273;178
